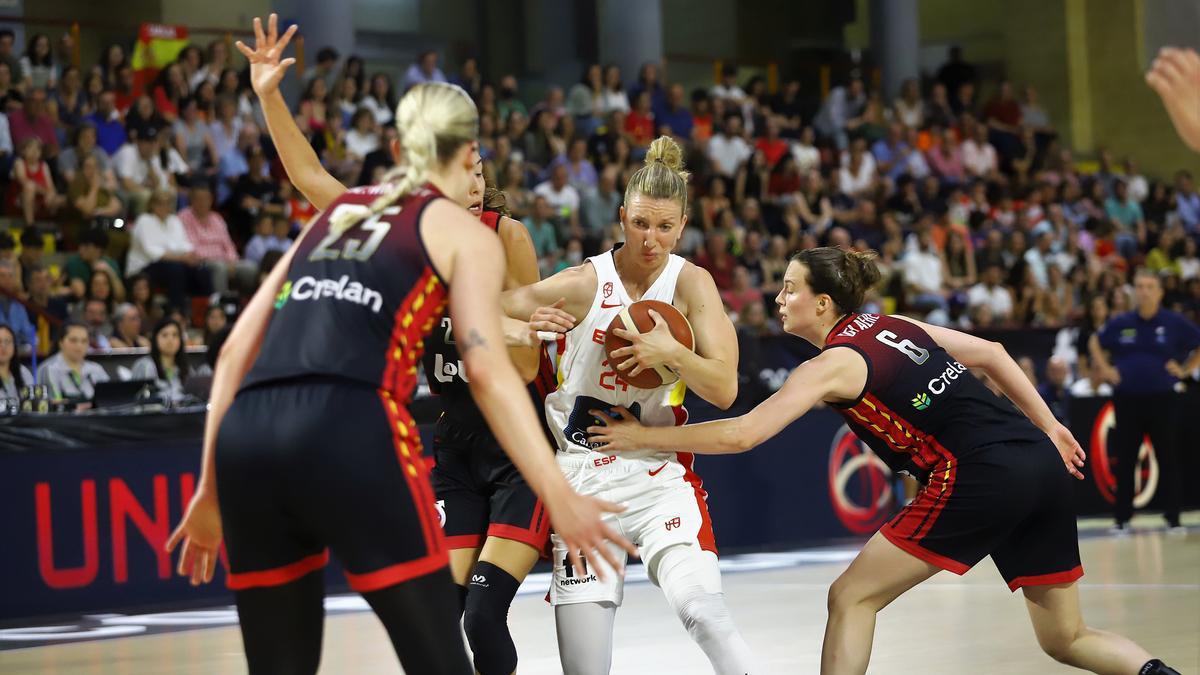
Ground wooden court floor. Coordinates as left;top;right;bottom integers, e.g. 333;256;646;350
3;516;1197;674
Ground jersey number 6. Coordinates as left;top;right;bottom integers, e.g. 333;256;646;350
875;329;930;364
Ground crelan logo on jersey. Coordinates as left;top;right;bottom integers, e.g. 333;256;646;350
273;275;383;313
911;392;931;410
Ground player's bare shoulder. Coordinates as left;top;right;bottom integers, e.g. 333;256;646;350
674;260;721;317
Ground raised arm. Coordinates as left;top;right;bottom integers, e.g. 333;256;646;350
589;347;865;454
235;14;346;210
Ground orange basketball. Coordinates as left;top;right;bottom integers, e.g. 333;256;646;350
604;299;695;389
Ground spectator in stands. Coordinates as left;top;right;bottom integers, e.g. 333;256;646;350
344;108;380;166
1024;226;1055;288
1021;85;1054;136
708;113;752;181
17;228;42;290
755;116;789;169
10;88;60;160
0;30;20;91
243;212;291;265
524;195;559;261
580;164;620;246
625;91;655;150
983;81;1022;162
893;78;924;129
127;273;157;328
115;126;174;215
721;265;764;318
38;320;109;402
838;137;877;198
109;302;149;348
52;65;87;133
451;55;481;99
301;46;339;92
179;182;254;296
1173;170;1200;233
124;95;167;143
85;90;126;156
709;63;747;107
202;304;227;347
902;227;949;324
0;258;34;347
360;72;397;127
63;228;118;298
1038;355;1072;423
11;138;64;226
226;145;283;243
567;64;605;137
1069;356;1114;398
127;189;213;312
814;77;865;150
19;33;57;91
497;74;528;122
961;122;998;180
24;263;67;352
695;232;735;290
66;154;123;238
173;97;217;178
0;323;31;400
533;162;580;229
554;136;597;192
403;50;446;91
1104;179;1144;259
193;40;229;92
209;95;244;165
297;77;329;133
871;122;911;182
655;83;693;142
0;61;21;115
58;124;113;185
132;317;191;402
81;297;112;351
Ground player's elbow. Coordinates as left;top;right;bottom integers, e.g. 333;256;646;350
710;378;738;411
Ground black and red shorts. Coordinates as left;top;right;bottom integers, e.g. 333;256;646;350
216;377;447;593
430;416;551;551
880;437;1084;591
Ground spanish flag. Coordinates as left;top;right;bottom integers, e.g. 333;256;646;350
129;23;190;97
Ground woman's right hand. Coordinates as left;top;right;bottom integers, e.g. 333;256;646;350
543;485;636;581
235;14;298;99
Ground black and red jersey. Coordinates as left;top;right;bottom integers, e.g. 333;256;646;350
241;183;449;404
420;209;558;431
824;313;1044;479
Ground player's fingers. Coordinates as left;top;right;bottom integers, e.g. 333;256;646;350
552;297;567;308
627;364;646;377
1155;56;1187;88
588;409;616;423
566;547;587;580
165;524;184;553
253;16;266;49
274;24;298;57
613;406;633;420
609;346;634;359
648;309;665;326
592;496;628;515
591;540;623;578
617;357;637;371
602;522;638;558
279;58;296;72
190;551;206;585
268;13;279;43
234;41;256;60
177;539;194;577
612;327;636;341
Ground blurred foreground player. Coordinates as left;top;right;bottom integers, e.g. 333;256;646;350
589;247;1181;675
167;17;634;674
1146;46;1200;152
236;17;556;674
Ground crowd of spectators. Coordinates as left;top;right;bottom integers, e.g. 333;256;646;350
0;27;1196;406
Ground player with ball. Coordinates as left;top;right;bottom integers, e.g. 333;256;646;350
503;136;758;675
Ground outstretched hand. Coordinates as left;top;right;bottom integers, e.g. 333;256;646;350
586;406;646;452
544;488;637;582
235;14;298;99
1146;47;1200;153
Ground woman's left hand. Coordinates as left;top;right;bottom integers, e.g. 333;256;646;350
1047;423;1086;480
608;310;683;378
587;407;646;452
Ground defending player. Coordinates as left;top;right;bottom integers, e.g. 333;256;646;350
588;246;1182;675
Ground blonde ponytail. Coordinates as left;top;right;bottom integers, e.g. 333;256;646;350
329;82;478;236
623;135;691;215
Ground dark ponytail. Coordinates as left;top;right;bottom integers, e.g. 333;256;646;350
791;247;881;313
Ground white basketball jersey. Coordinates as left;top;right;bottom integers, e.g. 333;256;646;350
545;247;689;456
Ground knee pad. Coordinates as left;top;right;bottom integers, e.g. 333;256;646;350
462;561;520;675
651;545;732;640
1141;660;1181;675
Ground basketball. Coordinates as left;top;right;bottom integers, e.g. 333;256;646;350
604;300;695;389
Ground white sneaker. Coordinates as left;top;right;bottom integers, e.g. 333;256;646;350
1165;525;1188;537
1110;523;1131;536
